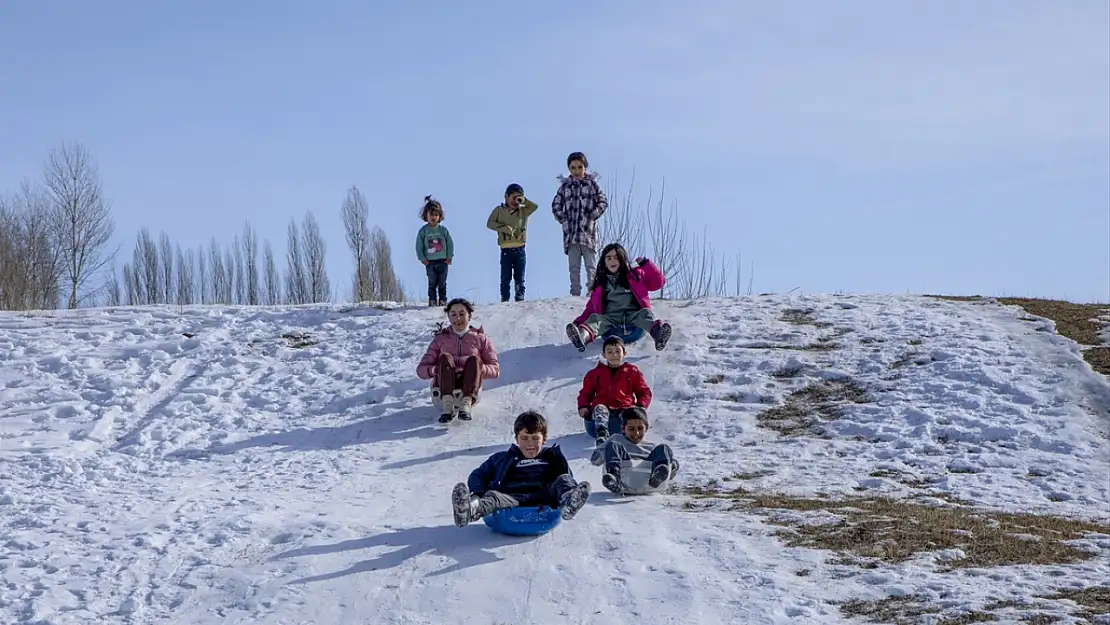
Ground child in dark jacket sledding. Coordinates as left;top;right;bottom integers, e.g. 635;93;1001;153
577;336;651;462
590;406;680;493
566;242;673;352
451;411;592;527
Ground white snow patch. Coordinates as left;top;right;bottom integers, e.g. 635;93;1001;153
0;296;1106;624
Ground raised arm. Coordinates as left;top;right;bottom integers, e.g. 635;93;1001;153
636;258;665;292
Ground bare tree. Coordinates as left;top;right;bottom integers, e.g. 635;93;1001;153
242;222;259;305
42;141;116;308
300;211;330;303
284;219;308;304
104;260;122;307
341;185;373;302
224;245;238;304
263;239;281;305
195;244;209;304
209;238;230;304
0;182;65;310
131;227;161;305
369;225;404;302
175;244;194;305
643;182;688;300
159;231;174;304
599;170;645;254
228;236;243;305
121;263;138;306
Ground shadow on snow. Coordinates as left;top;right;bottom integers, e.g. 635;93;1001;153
274;523;536;582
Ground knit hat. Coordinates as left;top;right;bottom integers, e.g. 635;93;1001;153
505;183;524;197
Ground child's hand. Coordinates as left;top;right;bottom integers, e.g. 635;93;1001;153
578;407;589;418
445;259;452;265
634;256;646;266
422;260;429;265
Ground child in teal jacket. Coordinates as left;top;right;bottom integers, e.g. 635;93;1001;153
416;196;454;306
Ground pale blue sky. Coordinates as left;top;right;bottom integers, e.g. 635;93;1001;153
2;0;1108;304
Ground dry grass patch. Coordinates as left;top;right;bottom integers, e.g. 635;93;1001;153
757;379;870;436
281;332;319;348
930;296;1110;376
681;487;1110;571
780;308;833;327
1039;586;1110;620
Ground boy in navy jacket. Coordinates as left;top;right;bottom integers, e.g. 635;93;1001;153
451;411;592;527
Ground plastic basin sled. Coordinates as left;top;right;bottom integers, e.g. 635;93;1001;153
601;325;645;345
482;506;563;536
610;460;667;495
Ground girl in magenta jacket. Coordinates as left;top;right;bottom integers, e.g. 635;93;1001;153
417;298;501;422
566;243;673;352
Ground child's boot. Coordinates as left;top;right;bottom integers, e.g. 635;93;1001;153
438;394;457;423
565;323;588;352
601;469;622;494
558;481;592;520
456;391;473;421
650;321;673;351
451;482;478;527
649;463;671;488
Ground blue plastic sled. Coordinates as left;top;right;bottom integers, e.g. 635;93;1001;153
601;325;645;345
482;506;563;536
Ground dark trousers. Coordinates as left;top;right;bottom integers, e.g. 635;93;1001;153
436;353;481;398
476;474;578;515
426;260;448;302
499;247;526;302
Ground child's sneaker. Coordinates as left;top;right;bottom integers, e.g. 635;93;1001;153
558;481;591;520
649;463;671;488
601;472;622;493
457;395;473;421
451;482;476;527
438;394;457;423
566;323;587;352
650;321;672;351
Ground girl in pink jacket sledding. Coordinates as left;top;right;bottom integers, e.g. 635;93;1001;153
566;243;673;352
417;298;501;422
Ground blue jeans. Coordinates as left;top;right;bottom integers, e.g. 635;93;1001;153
500;246;526;302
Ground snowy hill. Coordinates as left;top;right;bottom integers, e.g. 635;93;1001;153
1;295;1108;625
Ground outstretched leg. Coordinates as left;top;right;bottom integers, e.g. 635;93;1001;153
455;357;481;420
546;474;591;520
601;438;632;493
646;443;676;487
451;483;520;527
436;353;458;422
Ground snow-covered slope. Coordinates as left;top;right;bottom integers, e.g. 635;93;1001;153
1;295;1107;625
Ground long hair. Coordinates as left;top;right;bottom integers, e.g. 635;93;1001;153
591;242;632;298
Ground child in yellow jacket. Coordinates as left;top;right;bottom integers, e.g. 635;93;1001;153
486;183;539;302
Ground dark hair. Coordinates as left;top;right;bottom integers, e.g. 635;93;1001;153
567;151;588;169
622;406;649;428
514;411;548;438
591;242;632;299
504;183;524;197
444;297;474;315
602;336;625;352
420;195;444;221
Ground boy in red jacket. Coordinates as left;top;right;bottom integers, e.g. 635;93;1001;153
577;336;652;463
